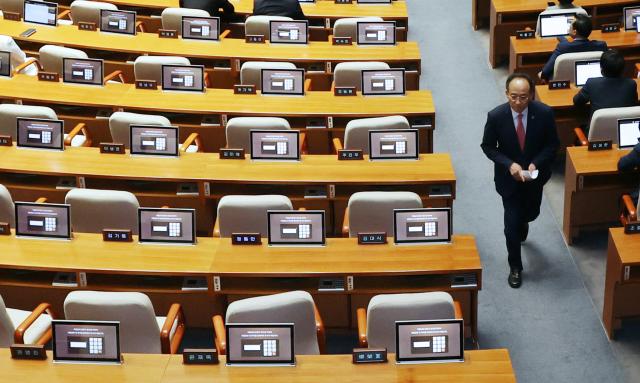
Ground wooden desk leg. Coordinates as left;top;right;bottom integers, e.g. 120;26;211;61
603;231;622;340
489;3;499;68
562;154;578;245
471;290;479;347
472;0;491;30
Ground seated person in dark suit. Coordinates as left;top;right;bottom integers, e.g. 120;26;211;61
618;142;640;204
180;0;238;23
573;49;638;128
253;0;305;20
538;14;607;81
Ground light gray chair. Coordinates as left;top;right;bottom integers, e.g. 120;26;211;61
65;188;140;234
0;184;13;227
333;61;390;91
225;116;291;152
552;51;603;83
133;56;191;83
38;45;89;75
161;7;209;33
333;115;410;155
344;191;422;237
63;290;185;354
0;35;38;75
333;16;384;40
213;291;325;355
245;15;292;37
240;61;296;90
67;0;118;25
215;194;293;237
0;104;88;146
587;106;640;144
0;294;54;347
356;292;461;352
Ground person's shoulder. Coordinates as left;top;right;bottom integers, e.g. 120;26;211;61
530;100;553;114
488;103;510;117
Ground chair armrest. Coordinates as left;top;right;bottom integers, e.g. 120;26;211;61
313;304;326;354
213;217;221;237
341;209;350;237
356;307;368;348
160;303;185;354
220;29;231;39
304;78;312;92
103;70;124;84
213;315;226;354
180;132;201;153
453;300;463;320
622;194;637;222
14;58;41;76
64;123;90;146
14;302;55;345
57;9;71;20
135;21;145;33
300;132;307;155
35;197;48;203
204;72;210;88
332;138;343;153
574;127;588;146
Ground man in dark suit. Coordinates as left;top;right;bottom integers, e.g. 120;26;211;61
538;14;607;81
573;49;638;128
481;73;560;288
253;0;306;20
180;0;238;22
618;142;640;204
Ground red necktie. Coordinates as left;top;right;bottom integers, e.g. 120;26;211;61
516;113;525;151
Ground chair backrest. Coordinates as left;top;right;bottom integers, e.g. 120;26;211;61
225;117;291;151
65;188;140;234
226;291;319;355
38;45;88;75
245;15;292;37
0;184;14;228
217;194;292;237
161;7;209;33
552;51;603;83
366;292;455;352
333;61;390;91
133;56;191;83
333;17;384;40
0;294;16;347
108;111;172;148
0;35;34;75
69;0;117;25
0;0;24;16
343;115;410;153
240;61;297;90
63;291;161;353
0;104;57;137
347;191;422;237
588;106;640;144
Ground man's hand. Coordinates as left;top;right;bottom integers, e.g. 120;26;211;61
528;163;537;172
510;162;525;182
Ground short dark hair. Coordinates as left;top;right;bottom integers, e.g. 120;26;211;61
600;49;625;78
506;73;534;92
558;0;574;5
572;14;592;38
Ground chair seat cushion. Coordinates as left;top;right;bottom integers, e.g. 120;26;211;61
6;308;52;345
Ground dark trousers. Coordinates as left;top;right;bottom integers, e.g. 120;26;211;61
501;182;544;271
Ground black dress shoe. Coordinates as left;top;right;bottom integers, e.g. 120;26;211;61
508;270;522;288
520;222;529;242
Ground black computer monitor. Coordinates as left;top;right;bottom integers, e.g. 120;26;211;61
395;319;464;364
269;20;308;44
623;6;640;30
538;12;576;38
181;16;220;40
361;69;406;96
617;118;640;149
129;125;179;157
100;9;136;35
138;207;196;244
62;58;104;86
356;21;396;45
260;69;305;95
393;208;452;244
226;323;295;366
161;64;205;92
368;129;419;160
15;202;71;239
250;130;300;160
16;117;64;150
52;320;121;364
267;210;325;246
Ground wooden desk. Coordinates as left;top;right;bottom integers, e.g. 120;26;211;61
563;147;639;245
487;0;637;67
0;233;481;340
603;227;640;339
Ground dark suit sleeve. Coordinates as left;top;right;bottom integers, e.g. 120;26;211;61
481;111;514;170
531;106;559;170
292;0;305;19
573;81;590;106
618;143;640;172
541;39;567;80
220;0;235;13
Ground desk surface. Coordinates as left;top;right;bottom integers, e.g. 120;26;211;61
2;19;420;64
492;0;636;13
0;75;433;117
610;227;640;265
535;79;640;109
566;146;630;175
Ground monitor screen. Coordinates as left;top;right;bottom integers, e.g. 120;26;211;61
138;207;196;244
356;21;396;45
182;16;220;40
100;9;136;35
250;130;300;160
226;324;295;365
23;0;57;26
368;129;418;160
361;69;406;96
575;59;602;87
269;20;308;44
636;15;640;33
623;6;640;30
52;320;121;364
129;125;179;157
618;118;640;149
16;117;64;150
161;64;205;92
62;58;104;86
539;12;576;38
298;0;314;3
15;202;71;239
0;51;11;77
267;210;325;245
395;320;464;363
260;69;305;96
393;208;451;244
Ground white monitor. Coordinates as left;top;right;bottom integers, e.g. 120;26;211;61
23;0;57;26
395;319;464;364
618;118;640;149
52;320;121;364
574;59;602;87
267;210;325;246
226;323;295;366
539;12;576;38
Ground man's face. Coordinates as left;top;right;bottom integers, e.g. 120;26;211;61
506;77;531;114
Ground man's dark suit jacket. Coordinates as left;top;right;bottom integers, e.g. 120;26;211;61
253;0;305;20
618;142;640;201
573;77;638;121
541;37;608;80
481;100;560;198
180;0;236;21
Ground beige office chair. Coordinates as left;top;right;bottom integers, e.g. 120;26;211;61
63;291;185;354
332;115;410;154
64;0;118;25
0;294;54;347
0;35;38;75
65;188;140;234
214;194;293;237
333;61;390;91
161;7;209;33
38;45;89;75
245;15;292;37
0;0;24;16
0;184;14;229
576;106;640;145
108;111;200;152
357;292;462;352
333;16;384;40
225;116;291;152
213;291;325;355
552;51;603;83
344;191;422;237
240;61;297;90
133;56;191;83
0;104;89;146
